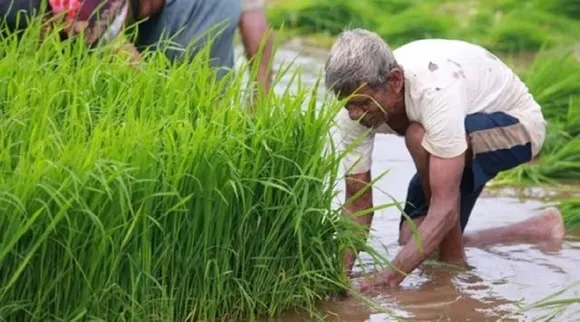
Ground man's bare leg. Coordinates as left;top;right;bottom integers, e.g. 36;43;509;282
400;122;566;253
399;208;566;250
463;207;565;248
403;122;466;264
439;218;467;263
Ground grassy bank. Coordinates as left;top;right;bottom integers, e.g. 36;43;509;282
0;21;383;321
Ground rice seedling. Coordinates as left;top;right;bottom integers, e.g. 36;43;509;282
499;281;580;321
534;0;580;20
482;8;580;52
490;50;580;188
558;199;580;229
376;4;457;48
268;0;378;36
0;19;389;321
518;50;580;121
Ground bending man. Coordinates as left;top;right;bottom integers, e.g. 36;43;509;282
324;29;565;290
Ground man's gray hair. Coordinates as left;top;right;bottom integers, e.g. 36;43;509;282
324;28;399;97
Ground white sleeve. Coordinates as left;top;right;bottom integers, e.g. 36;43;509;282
242;0;266;11
335;109;375;175
419;79;469;158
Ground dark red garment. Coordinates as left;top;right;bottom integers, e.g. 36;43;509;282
49;0;129;45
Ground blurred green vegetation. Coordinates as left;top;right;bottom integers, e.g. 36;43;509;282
266;0;580;53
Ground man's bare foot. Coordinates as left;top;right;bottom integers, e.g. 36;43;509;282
535;207;565;241
536;207;566;252
464;207;565;250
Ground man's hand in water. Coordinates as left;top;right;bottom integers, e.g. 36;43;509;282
355;153;466;291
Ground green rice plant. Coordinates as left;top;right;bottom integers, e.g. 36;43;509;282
534;0;580;20
480;0;534;12
368;0;417;14
518;49;580;122
475;5;580;52
0;19;389;321
491;51;580;186
565;97;580;137
453;10;496;44
492;116;580;186
485;21;550;53
267;0;377;36
266;0;419;37
266;0;580;55
558;199;580;229
482;8;580;52
500;281;580;321
377;4;457;47
527;137;580;181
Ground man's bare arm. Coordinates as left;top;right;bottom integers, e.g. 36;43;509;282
405;131;431;205
343;170;374;275
361;152;464;289
238;8;274;93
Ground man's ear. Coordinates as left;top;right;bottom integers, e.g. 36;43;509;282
387;68;404;94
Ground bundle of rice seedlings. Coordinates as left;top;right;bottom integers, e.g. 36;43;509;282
533;0;580;20
0;20;385;321
377;4;457;47
268;0;377;36
491;51;580;187
559;199;580;229
483;8;580;52
519;50;580;122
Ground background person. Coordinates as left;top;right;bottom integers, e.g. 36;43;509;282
1;0;274;92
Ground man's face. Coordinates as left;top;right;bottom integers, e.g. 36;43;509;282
343;85;390;128
342;68;405;129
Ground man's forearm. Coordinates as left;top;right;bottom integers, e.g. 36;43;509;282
356;152;466;291
356;198;461;292
239;10;274;92
343;171;374;275
383;200;457;286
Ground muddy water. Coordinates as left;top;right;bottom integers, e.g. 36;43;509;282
236;44;580;321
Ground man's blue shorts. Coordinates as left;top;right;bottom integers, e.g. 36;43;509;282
399;111;534;232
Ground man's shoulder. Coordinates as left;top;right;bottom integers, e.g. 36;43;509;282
394;38;487;55
395;39;494;108
394;38;495;74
